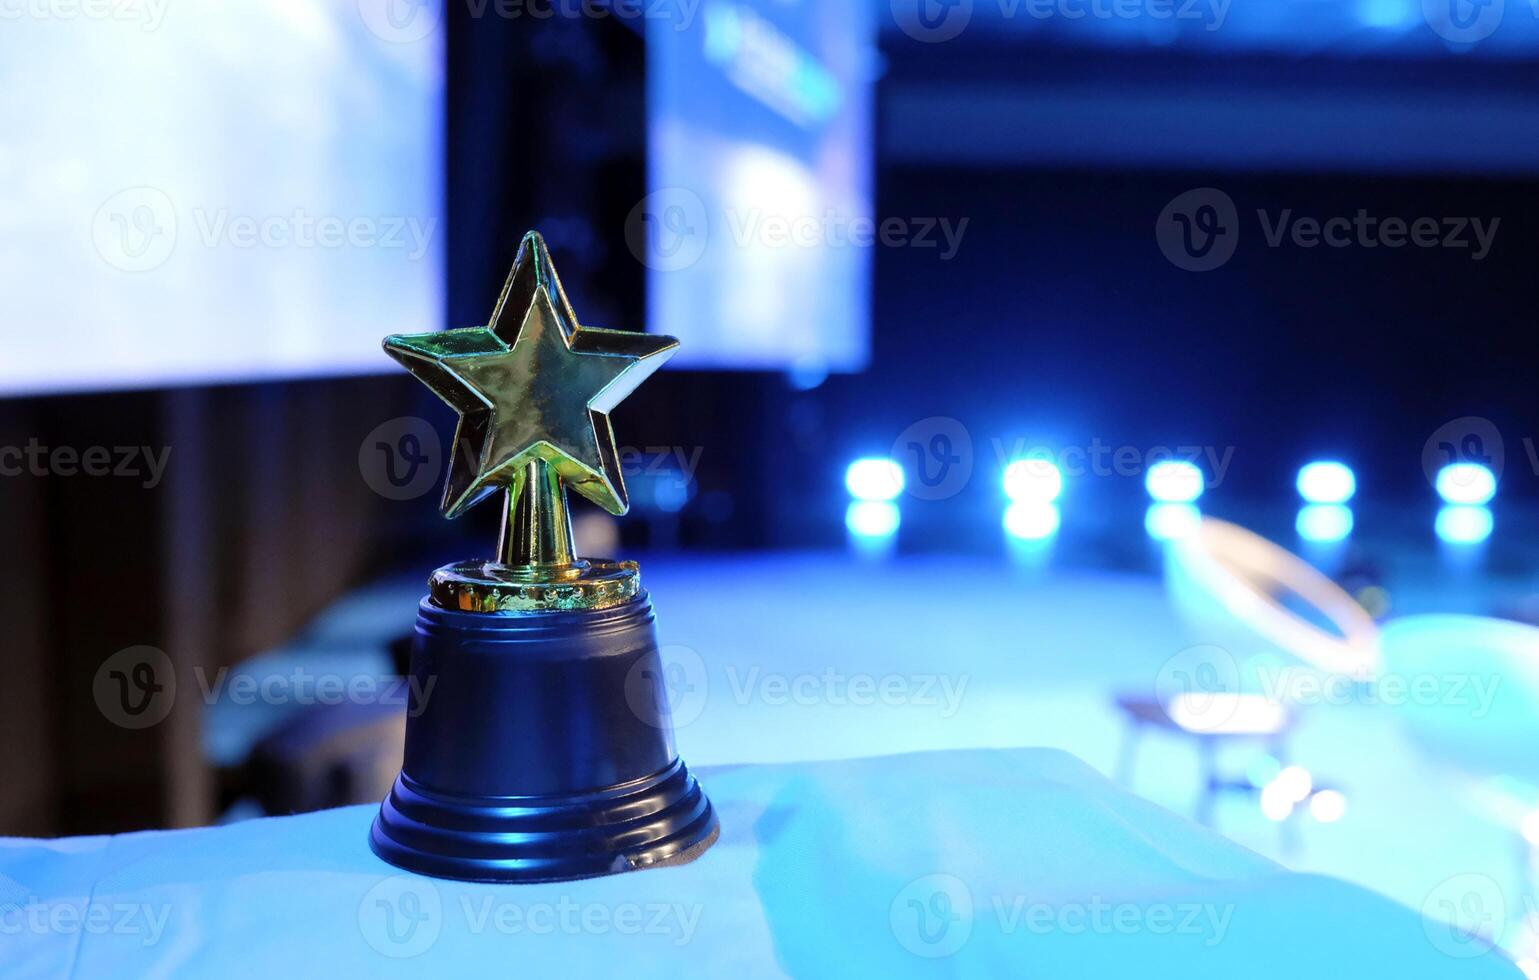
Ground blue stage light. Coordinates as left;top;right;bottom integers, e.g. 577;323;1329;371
1145;460;1204;503
1435;463;1496;505
845;501;900;539
844;458;903;502
1297;504;1354;543
1436;505;1493;545
1002;457;1063;503
1297;462;1356;504
1004;502;1060;541
1310;789;1348;824
1145;503;1201;541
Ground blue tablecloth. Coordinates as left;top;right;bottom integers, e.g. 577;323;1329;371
1;749;1519;978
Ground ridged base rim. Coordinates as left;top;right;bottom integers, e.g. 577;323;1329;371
369;759;718;883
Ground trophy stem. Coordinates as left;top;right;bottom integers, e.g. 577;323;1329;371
499;458;577;569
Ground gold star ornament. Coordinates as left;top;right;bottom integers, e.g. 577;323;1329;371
386;231;678;521
383;232;679;608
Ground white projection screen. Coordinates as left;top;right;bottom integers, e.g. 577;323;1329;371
0;0;444;396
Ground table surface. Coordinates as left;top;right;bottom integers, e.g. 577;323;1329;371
1;748;1520;978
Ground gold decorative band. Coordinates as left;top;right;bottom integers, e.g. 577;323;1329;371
429;559;641;614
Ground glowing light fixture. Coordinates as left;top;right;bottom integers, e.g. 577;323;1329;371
1145;503;1201;541
1167;693;1287;735
1003;457;1064;503
1261;766;1315;822
845;458;903;502
1297;461;1356;504
1436;463;1496;505
1309;790;1347;824
1260;782;1295;822
845;501;899;539
1004;502;1060;541
1297;504;1354;543
1436;505;1493;545
1145;460;1204;504
1273;765;1314;803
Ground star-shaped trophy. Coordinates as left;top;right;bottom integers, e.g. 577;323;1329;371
370;232;718;883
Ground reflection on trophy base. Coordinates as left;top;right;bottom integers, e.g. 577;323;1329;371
430;558;641;613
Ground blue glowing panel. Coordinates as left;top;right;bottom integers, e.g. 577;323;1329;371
0;6;443;396
647;0;873;371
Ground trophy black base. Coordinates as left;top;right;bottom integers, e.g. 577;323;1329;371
370;593;718;884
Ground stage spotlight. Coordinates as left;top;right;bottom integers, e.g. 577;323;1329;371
1260;781;1295;822
845;501;900;539
1297;461;1356;504
1004;502;1060;541
1145;503;1200;541
1309;789;1347;824
1168;693;1286;735
845;458;903;502
1435;463;1496;505
1274;765;1314;803
1145;460;1204;504
1003;457;1063;503
1436;505;1493;545
1261;765;1314;822
1297;504;1353;543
